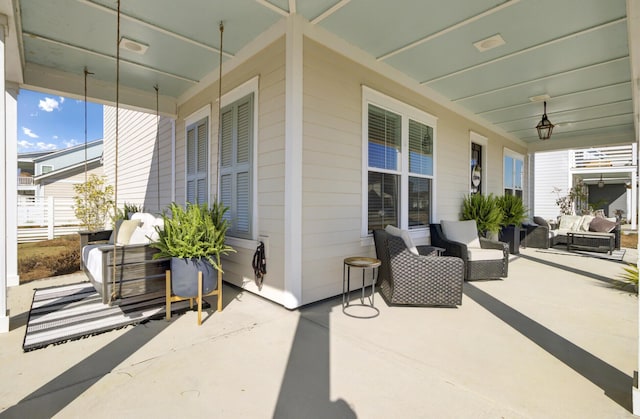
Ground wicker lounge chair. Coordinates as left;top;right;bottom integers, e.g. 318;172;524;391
429;221;508;281
373;229;463;306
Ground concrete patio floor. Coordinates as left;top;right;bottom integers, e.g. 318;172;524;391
0;246;637;418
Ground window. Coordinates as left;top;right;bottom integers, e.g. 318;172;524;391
219;93;254;239
40;165;53;174
364;88;436;235
470;131;487;195
504;150;524;198
186;117;208;204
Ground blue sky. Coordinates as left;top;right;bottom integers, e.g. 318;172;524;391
17;89;103;152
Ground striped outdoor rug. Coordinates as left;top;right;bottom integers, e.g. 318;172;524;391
23;282;200;351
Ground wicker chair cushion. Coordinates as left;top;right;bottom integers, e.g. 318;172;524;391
558;215;582;230
578;215;595;231
385;225;418;255
441;220;481;248
533;216;550;229
467;248;505;261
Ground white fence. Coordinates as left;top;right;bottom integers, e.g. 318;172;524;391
17;196;83;243
571;144;636;169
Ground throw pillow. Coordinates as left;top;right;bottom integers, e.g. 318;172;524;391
385;225;419;255
128;226;152;245
588;217;616;233
558;215;581;230
533;216;550;229
441;220;481;248
116;219;141;245
579;215;594;232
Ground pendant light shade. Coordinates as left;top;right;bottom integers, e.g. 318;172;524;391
598;174;604;188
536;101;554;140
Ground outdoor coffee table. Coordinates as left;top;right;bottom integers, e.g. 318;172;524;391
566;231;615;254
342;256;381;318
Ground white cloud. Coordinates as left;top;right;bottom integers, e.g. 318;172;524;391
22;127;39;138
38;97;61;112
59;96;65;104
36;142;58;151
63;139;80;148
17;140;34;150
29;112;38;117
53;135;59;140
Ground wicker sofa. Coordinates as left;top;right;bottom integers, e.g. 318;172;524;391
429;221;509;281
529;215;621;252
373;228;463;306
79;213;169;305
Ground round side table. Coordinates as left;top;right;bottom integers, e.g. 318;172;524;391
342;256;381;318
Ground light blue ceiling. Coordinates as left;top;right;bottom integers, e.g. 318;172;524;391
15;0;636;145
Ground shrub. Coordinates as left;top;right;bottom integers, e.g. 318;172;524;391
461;193;503;235
74;174;114;230
497;194;527;227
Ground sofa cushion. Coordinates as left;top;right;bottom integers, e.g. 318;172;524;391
115;219;141;245
467;248;504;261
441;220;481;249
589;217;617;233
578;215;595;231
385;225;418;255
558;215;582;230
533;216;550;229
128;226;153;245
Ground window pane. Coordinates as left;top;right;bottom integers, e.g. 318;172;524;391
368;105;401;170
504;156;514;188
408;176;430;229
408;120;433;176
367;171;399;233
514;159;523;189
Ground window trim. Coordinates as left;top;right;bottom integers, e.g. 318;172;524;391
219;76;259;240
184;104;211;204
40;164;54;175
503;147;524;195
469;131;487;195
362;86;438;237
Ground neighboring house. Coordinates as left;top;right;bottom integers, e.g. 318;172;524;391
17;139;104;200
531;145;637;227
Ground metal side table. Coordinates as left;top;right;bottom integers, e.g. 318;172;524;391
342;256;381;318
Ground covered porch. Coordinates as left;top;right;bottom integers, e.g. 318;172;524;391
0;247;637;417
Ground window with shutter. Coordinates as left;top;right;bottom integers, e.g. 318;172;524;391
219;93;253;239
186;117;208;204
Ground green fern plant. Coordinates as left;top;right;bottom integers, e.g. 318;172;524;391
150;202;235;272
618;264;638;289
461;193;503;235
497;194;528;227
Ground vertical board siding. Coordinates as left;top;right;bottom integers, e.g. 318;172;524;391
103;106;174;214
533;150;569;219
176;38;287;304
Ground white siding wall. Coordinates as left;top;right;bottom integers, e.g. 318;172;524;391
41;165;103;199
533;150;570;220
103;106;174;214
301;38;528;303
176;38;286;305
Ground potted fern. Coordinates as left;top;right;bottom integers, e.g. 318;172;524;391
496;194;528;254
461;193;503;240
151;202;234;298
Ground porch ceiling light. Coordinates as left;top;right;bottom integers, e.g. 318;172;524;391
598;174;604;188
119;37;149;55
535;101;554;140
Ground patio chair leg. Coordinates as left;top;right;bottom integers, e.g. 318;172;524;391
197;271;202;326
165;270;171;321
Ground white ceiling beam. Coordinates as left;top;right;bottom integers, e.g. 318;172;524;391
24;32;199;84
377;0;520;61
453;56;630;102
77;0;234;58
311;0;351;25
493;99;632;125
627;0;640;146
255;0;289;17
476;81;632;116
289;0;296;15
422;17;627;85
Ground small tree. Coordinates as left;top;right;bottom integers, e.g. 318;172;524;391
553;179;588;215
73;174;114;231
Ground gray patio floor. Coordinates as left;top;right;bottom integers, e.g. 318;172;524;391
0;246;637;418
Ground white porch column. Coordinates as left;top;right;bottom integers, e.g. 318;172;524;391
283;14;304;309
0;14;9;333
6;83;18;287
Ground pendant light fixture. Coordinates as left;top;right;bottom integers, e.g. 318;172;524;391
598;174;604;188
535;101;554;140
